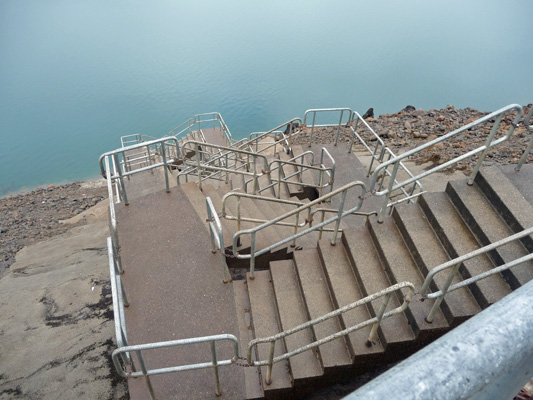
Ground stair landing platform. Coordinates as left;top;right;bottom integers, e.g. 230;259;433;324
116;187;246;399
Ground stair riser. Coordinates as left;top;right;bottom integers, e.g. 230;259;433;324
418;195;491;309
391;209;456;326
445;183;522;290
366;221;420;337
475;172;533;253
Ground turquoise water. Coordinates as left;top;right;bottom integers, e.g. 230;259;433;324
1;0;532;196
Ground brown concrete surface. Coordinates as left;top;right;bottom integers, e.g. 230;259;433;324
115;186;245;399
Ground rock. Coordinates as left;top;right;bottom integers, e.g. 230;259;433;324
362;108;374;119
403;105;416;112
404;121;412;130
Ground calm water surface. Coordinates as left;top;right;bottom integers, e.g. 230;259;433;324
1;0;532;195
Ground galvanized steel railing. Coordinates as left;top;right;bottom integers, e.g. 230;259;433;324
517;104;533;171
177;140;270;193
420;226;533;323
370;104;524;222
244;147;335;198
240;117;303;155
207;181;367;279
168;112;233;145
247;281;416;385
99;136;179;205
112;334;240;399
302;107;424;211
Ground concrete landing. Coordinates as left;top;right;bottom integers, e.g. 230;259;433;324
116;186;245;399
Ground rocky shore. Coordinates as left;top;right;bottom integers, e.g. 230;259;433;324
0;104;531;399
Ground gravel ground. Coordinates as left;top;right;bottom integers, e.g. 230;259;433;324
0;180;108;275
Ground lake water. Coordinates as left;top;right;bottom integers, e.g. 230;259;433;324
1;0;532;196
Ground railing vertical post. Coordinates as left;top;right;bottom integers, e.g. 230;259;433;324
113;153;129;205
210;341;222;397
161;142;170;193
377;161;400;223
135;350;156;400
266;341;275;385
252;156;258;195
366;292;392;346
277;163;282;199
250;233;256;280
334;110;343;146
426;262;461;323
292;212;300;247
309;112;316;147
468;113;504;185
516;106;533;171
331;190;347;245
196;142;202;191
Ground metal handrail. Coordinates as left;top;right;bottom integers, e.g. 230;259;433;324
420;226;533;323
107;237;129;351
229;181;367;278
247;281;416;385
206;197;232;283
239;117;303;154
112;334;240;399
303;107;353;146
99;136;179;204
369;103;523;222
517;105;533;170
178;140;270;192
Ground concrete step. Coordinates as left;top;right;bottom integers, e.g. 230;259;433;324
293;250;353;371
446;179;533;289
342;226;416;349
232;280;264;400
368;217;449;339
246;270;293;394
392;204;481;326
475;166;533;253
270;260;324;384
418;192;512;309
278;150;306;197
317;240;385;360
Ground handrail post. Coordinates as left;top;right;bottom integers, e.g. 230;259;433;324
196;142;202;191
266;341;276;385
210;341;222;397
425;262;461;323
468;113;504;185
161;142;170;193
331;190;347;245
250;233;256;280
334;110;343;146
366;292;392;346
309;112;316;147
135;350;156;400
377;161;400;223
113;153;129;205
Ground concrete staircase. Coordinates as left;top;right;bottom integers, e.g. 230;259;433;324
114;133;533;399
181;162;533;399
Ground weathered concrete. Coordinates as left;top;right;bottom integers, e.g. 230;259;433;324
0;221;127;400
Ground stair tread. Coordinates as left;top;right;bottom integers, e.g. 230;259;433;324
270;260;324;382
342;226;416;347
477;166;533;239
318;240;384;357
293;250;353;369
369;217;449;334
393;205;481;325
419;192;512;308
246;270;293;391
447;180;533;288
232;280;264;399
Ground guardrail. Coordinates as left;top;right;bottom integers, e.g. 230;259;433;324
207;181;367;279
420;226;533;323
247;281;415;385
177;140;270;193
246;147;335;198
303;108;353;146
517;104;533;171
168;112;233;146
241;117;303;155
112;334;240;399
369;104;524;222
99;136;179;205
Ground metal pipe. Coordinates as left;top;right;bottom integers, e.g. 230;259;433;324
425;262;461;323
345;280;533;400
